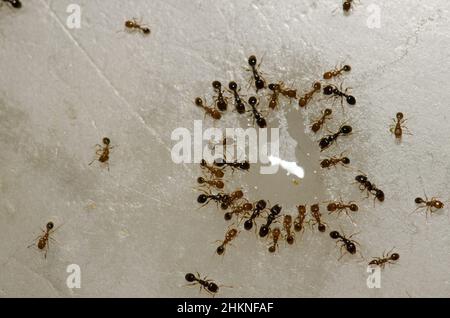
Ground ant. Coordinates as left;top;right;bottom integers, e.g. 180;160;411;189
311;108;332;133
414;196;444;217
197;191;230;207
200;159;224;178
390;112;410;139
244;200;267;230
248;96;267;128
228;81;246;114
283;215;295;245
319;124;352;151
369;249;400;269
294;205;308;232
194;97;221;120
268;228;281;253
327;200;358;219
330;230;359;259
320;153;350;168
2;0;21;8
28;222;56;258
310;204;326;232
185;273;219;296
124;18;151;34
299;82;321;108
355;174;385;202
323;65;351;80
259;204;282;237
216;228;239;255
224;201;253;221
323;84;356;106
268;83;297;109
220;190;244;210
212;81;228;111
214;159;250;172
197;176;224;190
248;55;265;92
89;137;113;171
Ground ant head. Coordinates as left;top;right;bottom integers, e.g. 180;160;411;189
343;65;351;72
46;222;54;230
287;236;295;245
327;203;337;211
142;27;151;34
185;273;196;282
270;204;282;215
346;95;356;105
343;1;352;12
324;108;332;116
248;55;257;66
320;159;330;168
323;85;334;95
103;137;110;145
240;161;250;170
197;194;208;204
355;175;367;183
346;242;357;254
194;97;203;107
256;118;267;128
319;138;330;150
298;98;307;107
259;225;270;238
212;81;222;90
243;202;253;211
256;200;267;210
228;81;238;91
200;159;207;166
268;246;276;253
224;212;232;221
284;214;292;223
294;223;302;232
216;245;225;255
313;82;322;90
248;96;257;106
297;205;306;214
268;83;279;91
197;177;205;184
341;157;350;164
390;253;400;261
396;112;404;120
349;204;358;212
244;219;253;230
207;282;219;293
311;123;321;133
330;231;340;239
318;224;326;232
340;125;352;134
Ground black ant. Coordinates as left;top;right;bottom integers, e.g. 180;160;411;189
216;228;239;255
220;190;244;210
200;159;224;179
197;176;224;190
194;97;221;120
294;205;308;232
212;81;228;111
299;82;321;108
89;137;113;171
319;124;352;151
244;200;267;230
224;201;253;221
2;0;21;8
214;159;250;172
327;200;358;219
228;81;246;114
414;196;444;217
197;191;230;207
248;55;265;91
28;222;56;258
185;273;219;296
323;65;351;80
390;112;410;139
320;153;350;168
310;204;326;232
259;204;282;237
268;83;297;109
311;108;332;133
268;228;281;253
283;215;295;245
248;96;267;128
369;249;400;269
323;84;356;106
355;174;385;202
329;230;359;259
124;18;151;34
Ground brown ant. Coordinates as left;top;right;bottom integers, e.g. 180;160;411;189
89;137;113;171
216;228;239;255
248;96;267;128
369;249;400;269
212;81;228;111
268;83;297;109
294;205;308;233
220;190;244;210
329;230;360;260
200;159;224;178
320;153;350;168
283;215;295;245
311;108;332;133
299;82;321;108
28;222;57;258
228;81;246;114
323;84;356;107
390;112;410;139
414;195;444;217
185;273;219;296
224;201;253;221
124;18;151;34
259;204;282;237
355;174;385;202
319;124;352;151
327;199;358;220
323;65;351;80
248;55;265;92
197;176;224;190
310;204;326;232
244;200;267;230
268;228;281;253
194;97;221;120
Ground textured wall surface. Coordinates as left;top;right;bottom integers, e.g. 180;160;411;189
0;0;449;297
